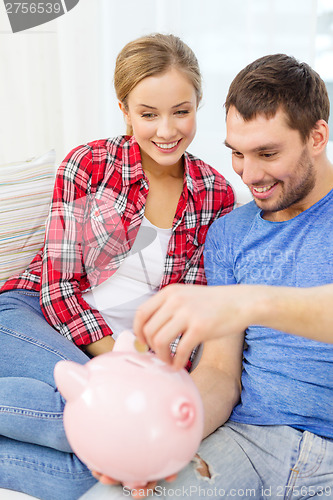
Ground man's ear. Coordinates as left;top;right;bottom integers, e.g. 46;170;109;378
310;119;329;156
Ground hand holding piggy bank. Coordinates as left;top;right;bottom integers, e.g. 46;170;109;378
54;330;204;488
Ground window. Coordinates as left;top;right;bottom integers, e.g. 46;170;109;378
315;0;333;135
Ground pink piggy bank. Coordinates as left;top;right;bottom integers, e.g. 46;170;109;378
54;330;204;488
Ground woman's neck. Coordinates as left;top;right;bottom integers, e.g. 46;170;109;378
141;150;184;180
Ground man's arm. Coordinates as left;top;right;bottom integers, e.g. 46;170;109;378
134;282;333;370
190;335;243;438
250;283;333;343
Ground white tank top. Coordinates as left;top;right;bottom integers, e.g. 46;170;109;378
83;216;172;339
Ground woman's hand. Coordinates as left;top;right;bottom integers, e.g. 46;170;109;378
91;470;119;485
84;335;115;357
91;471;177;498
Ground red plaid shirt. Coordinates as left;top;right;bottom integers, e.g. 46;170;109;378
1;136;234;367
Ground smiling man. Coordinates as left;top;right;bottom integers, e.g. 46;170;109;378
224;108;318;219
131;54;333;499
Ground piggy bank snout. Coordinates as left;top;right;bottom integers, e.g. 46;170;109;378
172;397;197;428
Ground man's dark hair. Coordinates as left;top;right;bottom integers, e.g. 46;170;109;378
225;54;330;141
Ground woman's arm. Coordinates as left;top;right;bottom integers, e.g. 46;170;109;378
84;335;115;356
40;144;116;350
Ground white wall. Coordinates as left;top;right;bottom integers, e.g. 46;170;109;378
0;0;330;203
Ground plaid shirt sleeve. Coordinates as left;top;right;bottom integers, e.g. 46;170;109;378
40;143;116;346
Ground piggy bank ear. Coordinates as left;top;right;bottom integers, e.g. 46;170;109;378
113;330;138;353
54;361;89;402
171;397;196;428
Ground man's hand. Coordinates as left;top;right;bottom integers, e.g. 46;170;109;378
134;283;251;370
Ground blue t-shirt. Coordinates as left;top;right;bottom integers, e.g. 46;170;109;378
204;189;333;439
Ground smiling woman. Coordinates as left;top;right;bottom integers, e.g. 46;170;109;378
118;67;198;229
0;33;234;499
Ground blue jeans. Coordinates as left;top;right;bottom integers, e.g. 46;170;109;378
0;289;97;499
81;422;333;499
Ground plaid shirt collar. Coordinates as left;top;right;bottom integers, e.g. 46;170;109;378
119;136;198;201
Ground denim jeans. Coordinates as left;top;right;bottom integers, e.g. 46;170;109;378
0;290;97;499
81;421;333;499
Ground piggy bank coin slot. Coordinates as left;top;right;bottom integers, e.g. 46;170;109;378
124;356;148;368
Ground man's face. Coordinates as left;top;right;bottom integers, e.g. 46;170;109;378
225;106;316;221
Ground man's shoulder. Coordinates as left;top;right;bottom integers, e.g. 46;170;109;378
214;200;259;229
205;201;259;252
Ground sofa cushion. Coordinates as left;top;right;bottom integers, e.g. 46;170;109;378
0;150;56;285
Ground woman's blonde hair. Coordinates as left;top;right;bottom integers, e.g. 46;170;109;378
114;33;202;135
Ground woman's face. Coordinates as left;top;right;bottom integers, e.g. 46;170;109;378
121;67;197;172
